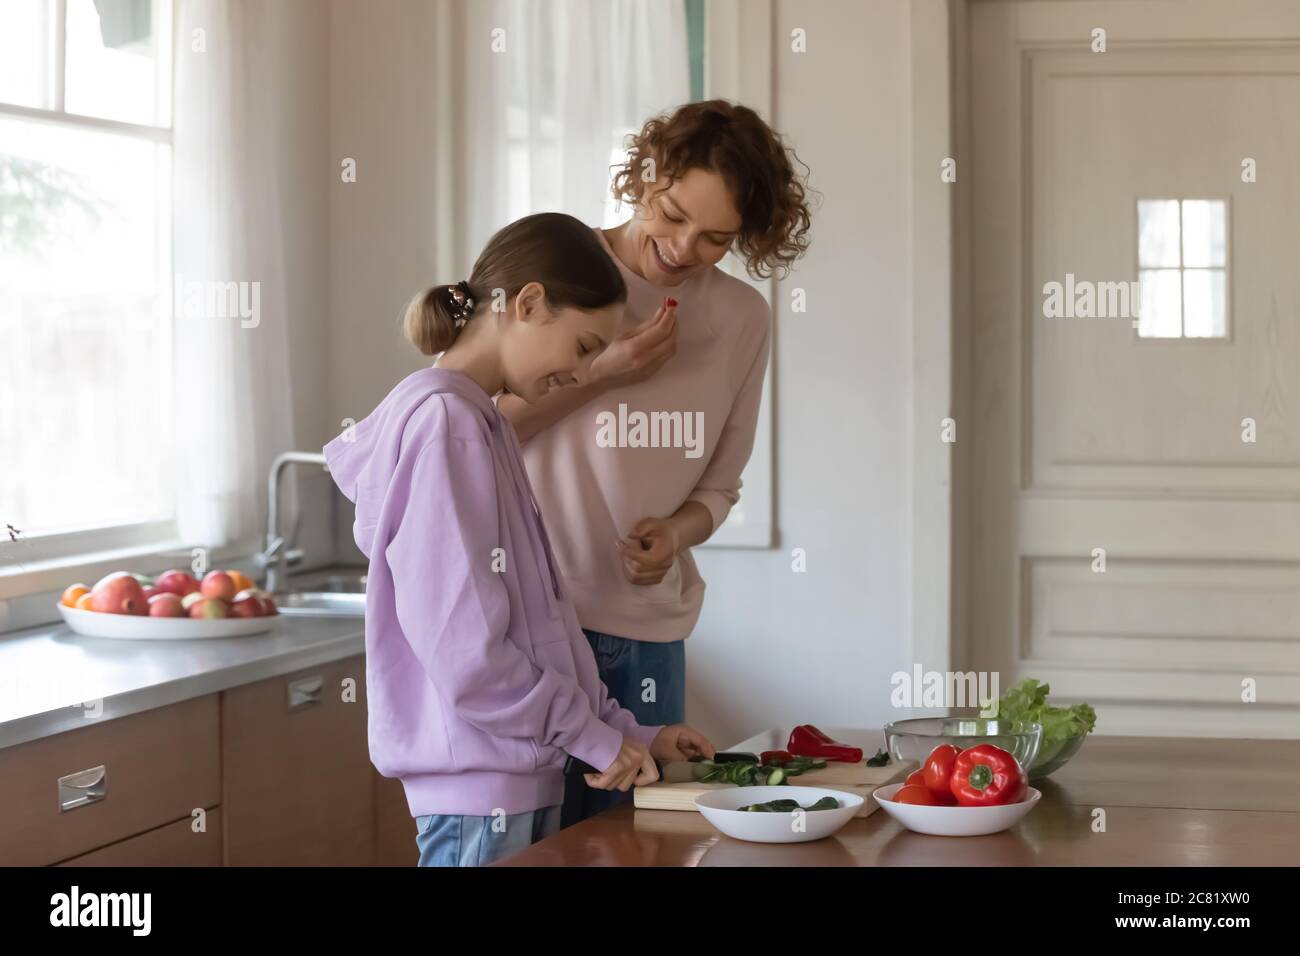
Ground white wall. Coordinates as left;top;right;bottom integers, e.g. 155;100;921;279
245;0;335;567
325;0;458;444
688;0;921;746
324;0;462;562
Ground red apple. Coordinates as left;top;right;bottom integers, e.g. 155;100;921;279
188;597;228;619
181;591;205;611
231;588;278;617
200;571;236;601
154;570;200;597
90;572;148;616
142;586;161;601
148;593;185;618
230;589;263;618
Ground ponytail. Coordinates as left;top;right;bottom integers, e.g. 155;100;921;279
403;283;474;355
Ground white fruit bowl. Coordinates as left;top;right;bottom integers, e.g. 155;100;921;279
872;782;1041;836
57;603;278;640
695;786;863;844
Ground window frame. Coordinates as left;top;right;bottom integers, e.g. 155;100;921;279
1133;195;1232;344
0;0;178;580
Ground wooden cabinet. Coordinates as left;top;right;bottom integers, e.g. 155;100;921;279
221;655;372;865
58;810;223;866
0;695;220;867
374;772;418;866
3;651;421;866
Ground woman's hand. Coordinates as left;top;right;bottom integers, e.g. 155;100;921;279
589;299;678;389
618;518;680;586
650;724;716;763
584;736;659;792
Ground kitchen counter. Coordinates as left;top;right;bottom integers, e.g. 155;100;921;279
0;615;365;751
499;729;1300;866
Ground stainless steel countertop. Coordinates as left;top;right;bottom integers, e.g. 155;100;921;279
0;614;365;751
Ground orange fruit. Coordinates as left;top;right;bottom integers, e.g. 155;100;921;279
62;584;90;607
225;570;254;593
74;592;96;611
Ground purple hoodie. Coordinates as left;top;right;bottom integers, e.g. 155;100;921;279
324;367;661;816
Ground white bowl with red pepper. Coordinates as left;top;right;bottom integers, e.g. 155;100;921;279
871;742;1041;836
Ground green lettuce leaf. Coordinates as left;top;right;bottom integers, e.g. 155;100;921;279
992;678;1097;745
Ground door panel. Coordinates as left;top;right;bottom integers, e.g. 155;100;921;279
969;0;1300;736
1030;49;1300;491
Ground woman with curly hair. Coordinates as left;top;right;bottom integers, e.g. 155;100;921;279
497;100;813;825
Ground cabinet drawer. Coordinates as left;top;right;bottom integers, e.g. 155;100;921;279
0;695;220;866
57;809;223;866
374;771;418;866
222;655;372;865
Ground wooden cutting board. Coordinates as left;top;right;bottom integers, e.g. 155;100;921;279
633;758;914;818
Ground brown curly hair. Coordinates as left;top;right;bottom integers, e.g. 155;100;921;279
611;100;813;280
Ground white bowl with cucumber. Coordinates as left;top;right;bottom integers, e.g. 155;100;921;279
695;786;863;843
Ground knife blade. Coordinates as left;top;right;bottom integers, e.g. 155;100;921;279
562;751;755;783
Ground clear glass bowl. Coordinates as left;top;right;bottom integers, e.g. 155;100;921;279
1025;732;1086;780
883;717;1042;773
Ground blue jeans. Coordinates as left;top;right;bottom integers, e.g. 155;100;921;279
561;628;686;827
414;805;561;867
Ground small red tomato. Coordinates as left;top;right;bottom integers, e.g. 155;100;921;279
892;785;940;806
905;770;927;788
923;744;962;798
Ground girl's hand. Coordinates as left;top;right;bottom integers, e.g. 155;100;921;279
589;298;678;389
650;724;715;763
584;737;659;792
618;518;679;586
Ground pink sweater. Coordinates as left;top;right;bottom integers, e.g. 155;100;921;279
519;228;772;643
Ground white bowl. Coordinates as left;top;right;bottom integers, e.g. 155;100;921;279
58;603;278;640
872;783;1041;836
695;786;863;844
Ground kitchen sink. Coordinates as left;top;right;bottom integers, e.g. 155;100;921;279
273;567;366;617
312;574;367;593
275;591;366;617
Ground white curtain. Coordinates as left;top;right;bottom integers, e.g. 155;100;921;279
460;0;691;259
167;0;687;549
171;0;296;548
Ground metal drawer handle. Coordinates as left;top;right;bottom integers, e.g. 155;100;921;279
58;766;107;812
287;675;323;711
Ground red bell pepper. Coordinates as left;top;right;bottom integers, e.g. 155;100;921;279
787;725;864;763
761;750;794;765
949;744;1026;806
922;744;962;798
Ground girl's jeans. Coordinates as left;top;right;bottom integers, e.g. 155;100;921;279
414;805;561;867
561;628;686;827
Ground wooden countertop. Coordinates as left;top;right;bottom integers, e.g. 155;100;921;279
499;730;1300;866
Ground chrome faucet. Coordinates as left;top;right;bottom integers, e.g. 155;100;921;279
257;451;327;594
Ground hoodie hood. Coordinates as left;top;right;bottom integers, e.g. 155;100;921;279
323;367;500;558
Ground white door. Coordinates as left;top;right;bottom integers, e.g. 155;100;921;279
967;0;1300;736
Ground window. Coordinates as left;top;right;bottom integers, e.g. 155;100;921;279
1136;198;1228;338
0;0;174;555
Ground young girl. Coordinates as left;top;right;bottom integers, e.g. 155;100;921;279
324;213;713;867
